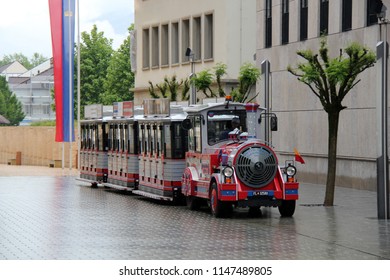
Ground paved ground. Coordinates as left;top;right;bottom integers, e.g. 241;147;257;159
0;164;389;260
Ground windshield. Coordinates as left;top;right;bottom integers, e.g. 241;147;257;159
207;109;247;145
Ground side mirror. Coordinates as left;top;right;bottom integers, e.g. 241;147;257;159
181;119;193;130
271;116;278;131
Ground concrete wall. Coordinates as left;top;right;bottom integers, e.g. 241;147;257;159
133;0;257;105
256;0;390;191
0;127;78;168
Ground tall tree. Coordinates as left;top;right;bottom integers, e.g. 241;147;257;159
0;76;25;125
75;25;113;116
288;39;376;206
102;26;135;104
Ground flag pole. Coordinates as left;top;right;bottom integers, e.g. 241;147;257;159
68;0;73;170
77;0;81;171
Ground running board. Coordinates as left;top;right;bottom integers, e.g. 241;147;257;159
103;183;135;192
76;178;103;187
132;190;173;201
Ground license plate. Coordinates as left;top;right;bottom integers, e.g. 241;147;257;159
252;191;269;196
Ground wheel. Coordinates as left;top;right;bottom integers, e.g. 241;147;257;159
91;182;98;188
278;200;296;217
210;182;233;218
186;196;201;211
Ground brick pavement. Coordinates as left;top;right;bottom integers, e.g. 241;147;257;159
0;164;389;260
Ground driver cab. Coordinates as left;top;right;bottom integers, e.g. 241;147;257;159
183;103;249;154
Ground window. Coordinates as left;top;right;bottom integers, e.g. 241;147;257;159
152;26;159;67
342;0;353;31
142;28;150;68
300;0;308;41
188;116;202;153
281;0;289;44
171;22;179;64
182;19;190;63
207;110;247;145
192;16;202;61
161;24;169;66
204;13;213;60
320;0;329;35
265;0;272;48
367;0;381;26
172;123;187;159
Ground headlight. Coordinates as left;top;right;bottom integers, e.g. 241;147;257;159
286;165;297;177
223;166;234;177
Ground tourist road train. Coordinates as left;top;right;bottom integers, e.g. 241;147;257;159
78;97;299;218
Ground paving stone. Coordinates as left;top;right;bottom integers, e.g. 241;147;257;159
0;174;389;260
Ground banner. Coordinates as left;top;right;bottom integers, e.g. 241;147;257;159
49;0;75;142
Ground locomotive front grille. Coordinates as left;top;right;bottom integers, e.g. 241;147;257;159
235;145;278;188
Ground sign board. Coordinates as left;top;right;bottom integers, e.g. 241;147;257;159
143;99;170;117
123;101;134;117
113;102;123;118
113;101;134;118
84;104;103;119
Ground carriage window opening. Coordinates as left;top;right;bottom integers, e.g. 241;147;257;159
154;125;160;157
93;125;97;150
109;125;113;150
139;124;145;154
160;125;165;156
164;124;171;158
171;123;185;159
157;125;163;157
84;125;88;149
103;123;108;151
112;125;116;151
116;124;121;151
132;123;138;154
81;125;85;149
123;124;129;152
97;124;103;151
147;124;153;156
91;125;96;150
120;124;125;152
153;125;158;156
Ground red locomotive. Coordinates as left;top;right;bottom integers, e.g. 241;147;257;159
78;97;299;218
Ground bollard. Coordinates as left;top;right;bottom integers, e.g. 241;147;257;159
16;151;22;166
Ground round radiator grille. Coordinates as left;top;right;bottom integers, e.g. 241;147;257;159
235;145;278;188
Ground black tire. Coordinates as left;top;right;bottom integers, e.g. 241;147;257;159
278;200;296;217
186;196;201;211
91;182;98;188
210;182;233;218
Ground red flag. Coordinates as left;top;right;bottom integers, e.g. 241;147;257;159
49;0;75;142
294;148;305;164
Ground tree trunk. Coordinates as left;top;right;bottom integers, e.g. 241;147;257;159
324;110;340;206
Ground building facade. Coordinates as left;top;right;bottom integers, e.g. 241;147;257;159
133;0;257;105
8;59;55;124
256;0;389;190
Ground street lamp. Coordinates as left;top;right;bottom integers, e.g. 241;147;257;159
186;48;196;105
376;0;390;219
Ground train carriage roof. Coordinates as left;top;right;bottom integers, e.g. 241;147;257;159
183;102;258;114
